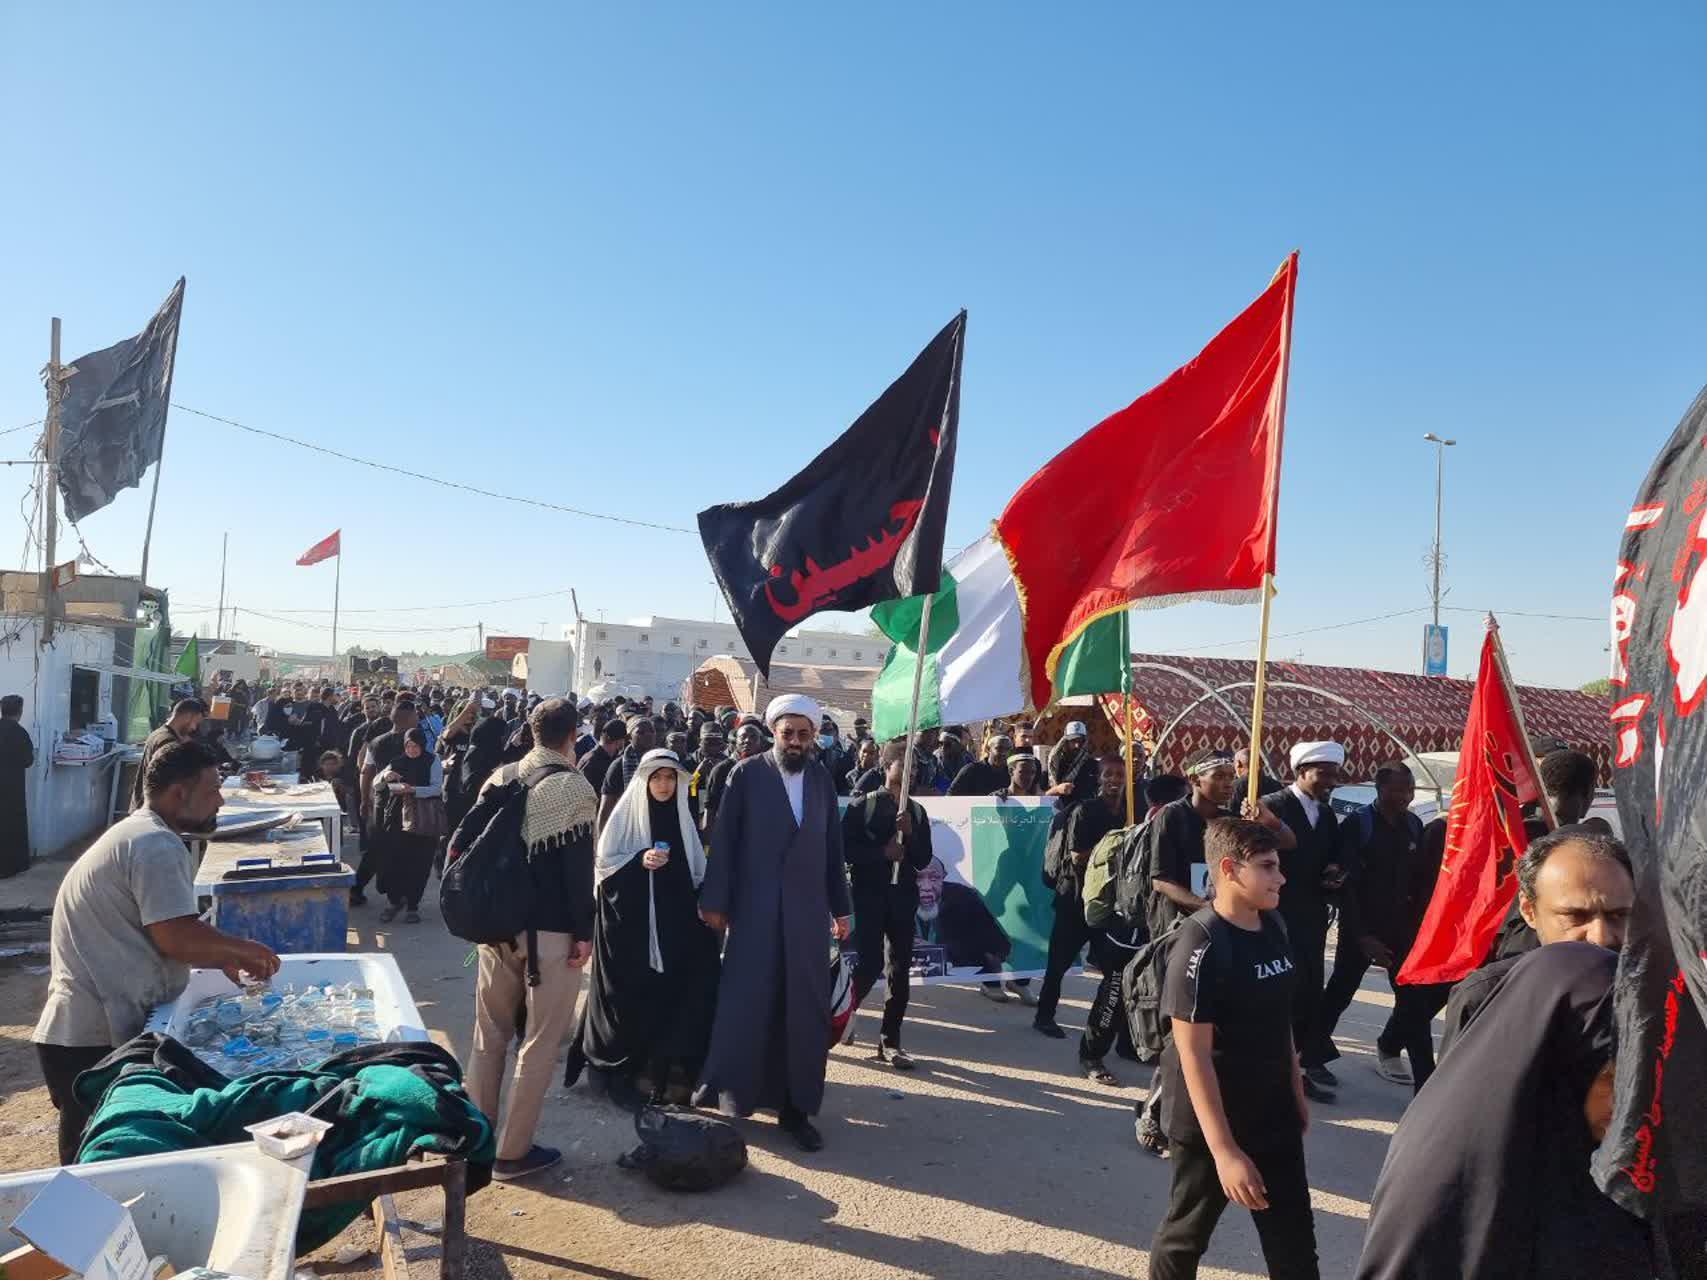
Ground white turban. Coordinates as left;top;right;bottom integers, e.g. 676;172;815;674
1289;740;1346;771
765;693;822;727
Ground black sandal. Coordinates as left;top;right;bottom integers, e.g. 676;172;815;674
1080;1058;1120;1087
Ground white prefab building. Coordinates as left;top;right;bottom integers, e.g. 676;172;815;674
570;616;882;706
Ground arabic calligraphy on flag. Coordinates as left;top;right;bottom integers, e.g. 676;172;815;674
699;312;965;676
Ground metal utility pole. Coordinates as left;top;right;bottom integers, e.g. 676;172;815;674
216;532;229;640
41;319;64;647
1423;433;1457;626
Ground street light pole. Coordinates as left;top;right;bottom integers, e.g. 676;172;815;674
1422;433;1457;628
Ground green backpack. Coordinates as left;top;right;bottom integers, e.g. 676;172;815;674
1082;824;1135;927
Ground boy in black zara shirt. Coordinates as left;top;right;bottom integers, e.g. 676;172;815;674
1150;818;1319;1280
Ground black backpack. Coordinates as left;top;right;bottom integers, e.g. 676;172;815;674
439;762;568;985
1121;907;1291;1061
1112;817;1159;931
622;1105;748;1192
1040;804;1074;890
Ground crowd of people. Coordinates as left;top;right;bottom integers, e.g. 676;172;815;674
23;669;1650;1277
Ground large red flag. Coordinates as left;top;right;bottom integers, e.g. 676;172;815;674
296;529;340;566
1399;624;1543;984
997;254;1295;710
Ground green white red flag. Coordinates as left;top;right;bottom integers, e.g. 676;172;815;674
869;255;1296;733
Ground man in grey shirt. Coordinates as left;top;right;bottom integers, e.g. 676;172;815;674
33;740;279;1162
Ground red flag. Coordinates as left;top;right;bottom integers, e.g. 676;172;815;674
1398;625;1543;984
997;254;1295;710
296;529;340;566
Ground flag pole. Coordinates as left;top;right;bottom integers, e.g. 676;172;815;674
1246;252;1298;814
1486;612;1556;830
1247;575;1278;813
893;589;935;885
331;546;342;673
1121;612;1136;826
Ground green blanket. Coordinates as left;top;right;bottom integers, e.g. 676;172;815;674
75;1037;494;1252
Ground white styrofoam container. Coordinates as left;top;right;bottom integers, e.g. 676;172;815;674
0;1142;307;1280
145;952;429;1063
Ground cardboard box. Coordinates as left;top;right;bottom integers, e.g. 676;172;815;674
5;1171;149;1280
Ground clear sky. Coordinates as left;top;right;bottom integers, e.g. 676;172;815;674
2;4;1702;689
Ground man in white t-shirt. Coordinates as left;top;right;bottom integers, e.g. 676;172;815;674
33;739;279;1162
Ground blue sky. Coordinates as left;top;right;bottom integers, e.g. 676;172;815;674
2;4;1702;688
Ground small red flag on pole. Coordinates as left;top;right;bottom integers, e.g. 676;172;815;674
296;529;340;566
296;529;343;664
1399;617;1550;985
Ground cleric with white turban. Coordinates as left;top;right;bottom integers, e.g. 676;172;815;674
694;687;852;1149
1263;737;1352;1100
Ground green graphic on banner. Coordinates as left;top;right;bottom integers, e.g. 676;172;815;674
966;803;1057;972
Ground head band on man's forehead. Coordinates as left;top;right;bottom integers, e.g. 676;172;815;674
766;693;822;726
1189;752;1235;776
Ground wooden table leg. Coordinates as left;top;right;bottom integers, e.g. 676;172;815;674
440;1158;467;1280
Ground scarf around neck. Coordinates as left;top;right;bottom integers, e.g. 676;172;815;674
514;745;598;853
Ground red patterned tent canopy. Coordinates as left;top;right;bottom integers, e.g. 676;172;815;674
1099;652;1612;784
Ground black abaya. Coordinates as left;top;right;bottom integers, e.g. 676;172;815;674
1357;943;1651;1280
0;718;32;878
572;795;720;1085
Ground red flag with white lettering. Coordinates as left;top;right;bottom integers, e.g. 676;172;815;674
296;529;340;566
1398;624;1542;984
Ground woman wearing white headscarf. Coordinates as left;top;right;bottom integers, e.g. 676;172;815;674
566;748;721;1106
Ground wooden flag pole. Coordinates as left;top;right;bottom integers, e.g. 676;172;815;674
1124;689;1137;827
1246;252;1298;814
893;589;935;885
1487;612;1557;830
1246;574;1278;813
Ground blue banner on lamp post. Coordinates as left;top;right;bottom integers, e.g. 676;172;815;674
1423;623;1449;677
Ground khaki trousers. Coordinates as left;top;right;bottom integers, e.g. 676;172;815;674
465;930;582;1161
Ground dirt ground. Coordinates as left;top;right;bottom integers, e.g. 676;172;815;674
1;851;1413;1279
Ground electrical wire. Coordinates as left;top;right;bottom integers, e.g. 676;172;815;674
1174;607;1430;653
172;403;696;535
173;586;577;615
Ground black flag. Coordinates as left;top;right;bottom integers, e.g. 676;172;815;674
1595;383;1707;1242
699;312;964;676
56;278;185;522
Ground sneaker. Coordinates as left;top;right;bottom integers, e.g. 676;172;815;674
881;1046;916;1072
404;910;421;924
349;891;368;907
1135;1117;1170;1158
1006;982;1038;1007
1032;1019;1067;1040
492;1145;562;1182
1375;1051;1414;1085
1301;1075;1337;1105
378;905;399;924
980;983;1010;1003
1304;1064;1339;1090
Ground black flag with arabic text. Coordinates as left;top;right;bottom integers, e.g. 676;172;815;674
1594;382;1707;1242
56;278;185;522
699;311;964;678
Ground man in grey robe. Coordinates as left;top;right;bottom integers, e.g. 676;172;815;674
695;693;853;1152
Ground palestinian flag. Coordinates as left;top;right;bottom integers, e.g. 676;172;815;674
870;255;1296;734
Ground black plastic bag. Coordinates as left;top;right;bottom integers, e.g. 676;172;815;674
620;1104;747;1191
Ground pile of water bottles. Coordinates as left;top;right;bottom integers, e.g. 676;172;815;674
179;981;384;1075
